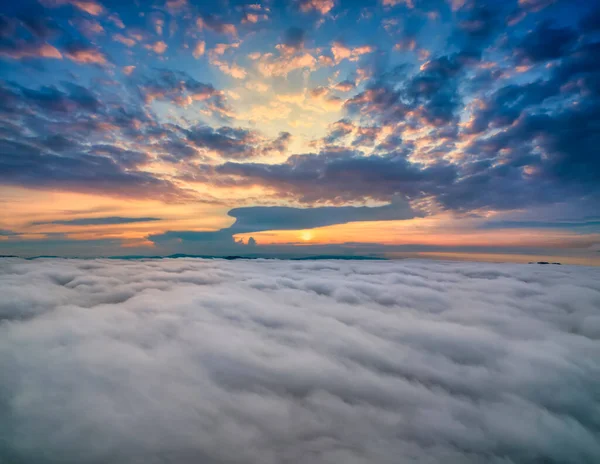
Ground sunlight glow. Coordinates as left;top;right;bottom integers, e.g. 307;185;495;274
300;231;313;242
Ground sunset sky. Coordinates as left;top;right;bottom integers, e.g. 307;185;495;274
0;0;599;263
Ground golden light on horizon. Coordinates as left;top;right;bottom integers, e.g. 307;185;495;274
300;231;313;242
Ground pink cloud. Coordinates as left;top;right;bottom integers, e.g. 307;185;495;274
193;41;206;58
113;34;136;47
331;42;374;64
257;52;317;77
0;42;63;60
65;47;108;65
145;41;168;55
298;0;335;15
41;0;104;16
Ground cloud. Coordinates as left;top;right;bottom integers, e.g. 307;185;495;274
215;148;457;203
278;27;305;54
334;80;355;92
192;40;205;58
145;40;168;55
1;258;599;463
0;229;19;236
40;0;104;16
113;33;136;47
14;81;100;113
331;42;374;64
297;0;335;15
185;126;290;160
513;21;577;65
480;218;600;231
345;53;466;128
196;14;237;36
227;199;417;233
64;41;109;65
31;216;163;226
149;200;416;252
0;138;191;201
210;59;247;79
256;51;317;77
0;41;62;60
139;69;232;117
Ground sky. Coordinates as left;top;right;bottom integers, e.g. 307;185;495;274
0;0;599;263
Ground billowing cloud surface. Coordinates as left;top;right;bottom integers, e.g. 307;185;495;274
1;258;599;463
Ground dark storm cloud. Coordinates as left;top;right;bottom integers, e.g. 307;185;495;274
0;258;599;463
32;216;163;226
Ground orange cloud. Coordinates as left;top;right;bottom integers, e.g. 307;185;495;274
42;0;104;16
211;59;247;79
193;40;206;58
331;42;374;64
166;0;188;13
108;14;125;29
394;38;416;52
113;34;136;47
196;17;237;37
209;42;240;58
334;81;355;92
65;47;107;65
145;41;168;54
245;81;269;93
257;52;317;77
299;0;335;15
71;0;104;15
0;43;63;60
242;13;268;23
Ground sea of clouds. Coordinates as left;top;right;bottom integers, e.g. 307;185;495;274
1;258;599;464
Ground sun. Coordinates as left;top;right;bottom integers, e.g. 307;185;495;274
300;231;313;242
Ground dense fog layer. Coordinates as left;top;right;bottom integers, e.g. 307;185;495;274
1;258;599;464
